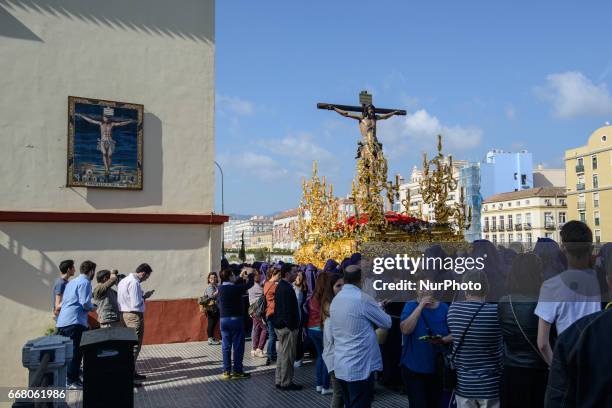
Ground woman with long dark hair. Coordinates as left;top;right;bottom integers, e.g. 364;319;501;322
498;253;548;407
307;272;333;394
204;272;220;345
293;270;308;367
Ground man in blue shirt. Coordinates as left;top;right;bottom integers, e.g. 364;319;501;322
56;260;97;388
52;259;75;318
329;265;392;407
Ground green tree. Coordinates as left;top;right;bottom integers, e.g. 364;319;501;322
238;231;246;262
253;247;266;261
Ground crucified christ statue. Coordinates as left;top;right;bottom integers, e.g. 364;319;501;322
76;113;134;176
330;104;402;159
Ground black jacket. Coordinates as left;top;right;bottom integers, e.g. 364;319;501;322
545;307;612;408
272;279;299;331
498;294;547;369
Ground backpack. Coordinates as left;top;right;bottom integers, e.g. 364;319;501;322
249;283;274;320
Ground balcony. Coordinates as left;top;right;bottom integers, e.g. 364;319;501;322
483;226;489;233
498;225;505;232
506;224;513;231
515;224;523;231
576;183;585;191
523;223;532;230
575;164;585;173
490;225;497;232
545;223;555;230
578;202;586;210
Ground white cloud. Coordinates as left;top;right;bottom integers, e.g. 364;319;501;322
535;71;612;118
217;94;255;116
378;109;482;157
231;152;287;181
261;132;332;160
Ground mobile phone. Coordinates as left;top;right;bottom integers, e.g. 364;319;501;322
418;334;442;341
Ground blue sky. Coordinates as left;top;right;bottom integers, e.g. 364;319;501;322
216;1;612;215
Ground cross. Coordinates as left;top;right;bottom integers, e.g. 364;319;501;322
317;90;407;116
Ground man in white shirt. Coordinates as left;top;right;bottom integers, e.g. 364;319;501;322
536;221;601;365
329;264;392;408
118;263;154;380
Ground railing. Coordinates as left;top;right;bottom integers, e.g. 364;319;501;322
515;224;523;231
575;164;585;173
506;224;513;231
523;223;532;230
576;183;585;191
498;225;505;232
578;201;586;209
482;226;489;232
545;223;555;230
490;225;497;232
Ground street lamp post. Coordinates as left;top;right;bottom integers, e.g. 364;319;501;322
214;161;225;257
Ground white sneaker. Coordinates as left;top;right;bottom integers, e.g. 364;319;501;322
251;350;256;357
321;388;333;395
316;386;322;392
293;359;303;368
255;349;267;358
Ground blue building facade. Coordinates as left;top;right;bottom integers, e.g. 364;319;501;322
459;164;482;242
480;150;533;199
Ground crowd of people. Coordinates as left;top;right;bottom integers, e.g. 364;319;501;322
53;261;154;388
49;219;612;407
203;220;611;408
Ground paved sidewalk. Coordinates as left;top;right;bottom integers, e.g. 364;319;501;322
68;341;407;408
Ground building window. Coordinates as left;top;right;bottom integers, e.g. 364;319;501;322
484;234;489;240
595;230;601;243
579;211;586;223
594;192;600;208
484;217;489;230
525;200;530;205
492;234;497;244
499;215;505;230
545;212;554;228
559;212;566;225
559;198;566;206
508;233;513;242
516;214;523;225
492;216;497;229
594;211;600;226
517;233;522;242
545;232;553;239
593;174;599;189
508;202;512;207
508;214;513;228
527;233;532;247
499;234;505;243
592;155;598;170
516;201;520;206
525;212;532;226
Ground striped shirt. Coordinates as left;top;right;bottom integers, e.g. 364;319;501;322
447;301;503;400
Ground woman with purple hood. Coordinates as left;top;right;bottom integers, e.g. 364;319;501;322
470;239;508;302
532;237;567;281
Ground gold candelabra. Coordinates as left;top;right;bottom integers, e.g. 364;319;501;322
420;134;471;232
296;161;339;245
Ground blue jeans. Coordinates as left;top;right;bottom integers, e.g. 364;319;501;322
337;374;374;408
266;318;277;360
220;317;245;373
308;328;330;389
56;324;87;383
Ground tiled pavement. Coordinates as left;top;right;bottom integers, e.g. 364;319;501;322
68;340;407;408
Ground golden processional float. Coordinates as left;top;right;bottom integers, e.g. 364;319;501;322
293;91;472;268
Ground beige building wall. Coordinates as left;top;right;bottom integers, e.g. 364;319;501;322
565;125;612;242
481;188;567;248
0;0;217;389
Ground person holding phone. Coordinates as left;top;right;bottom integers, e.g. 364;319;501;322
118;263;154;382
399;273;450;408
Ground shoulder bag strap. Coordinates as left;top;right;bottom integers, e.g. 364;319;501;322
509;295;547;363
450;303;485;363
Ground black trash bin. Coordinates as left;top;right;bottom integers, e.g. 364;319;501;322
80;327;138;408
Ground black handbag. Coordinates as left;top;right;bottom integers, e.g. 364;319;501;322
443;303;485;391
